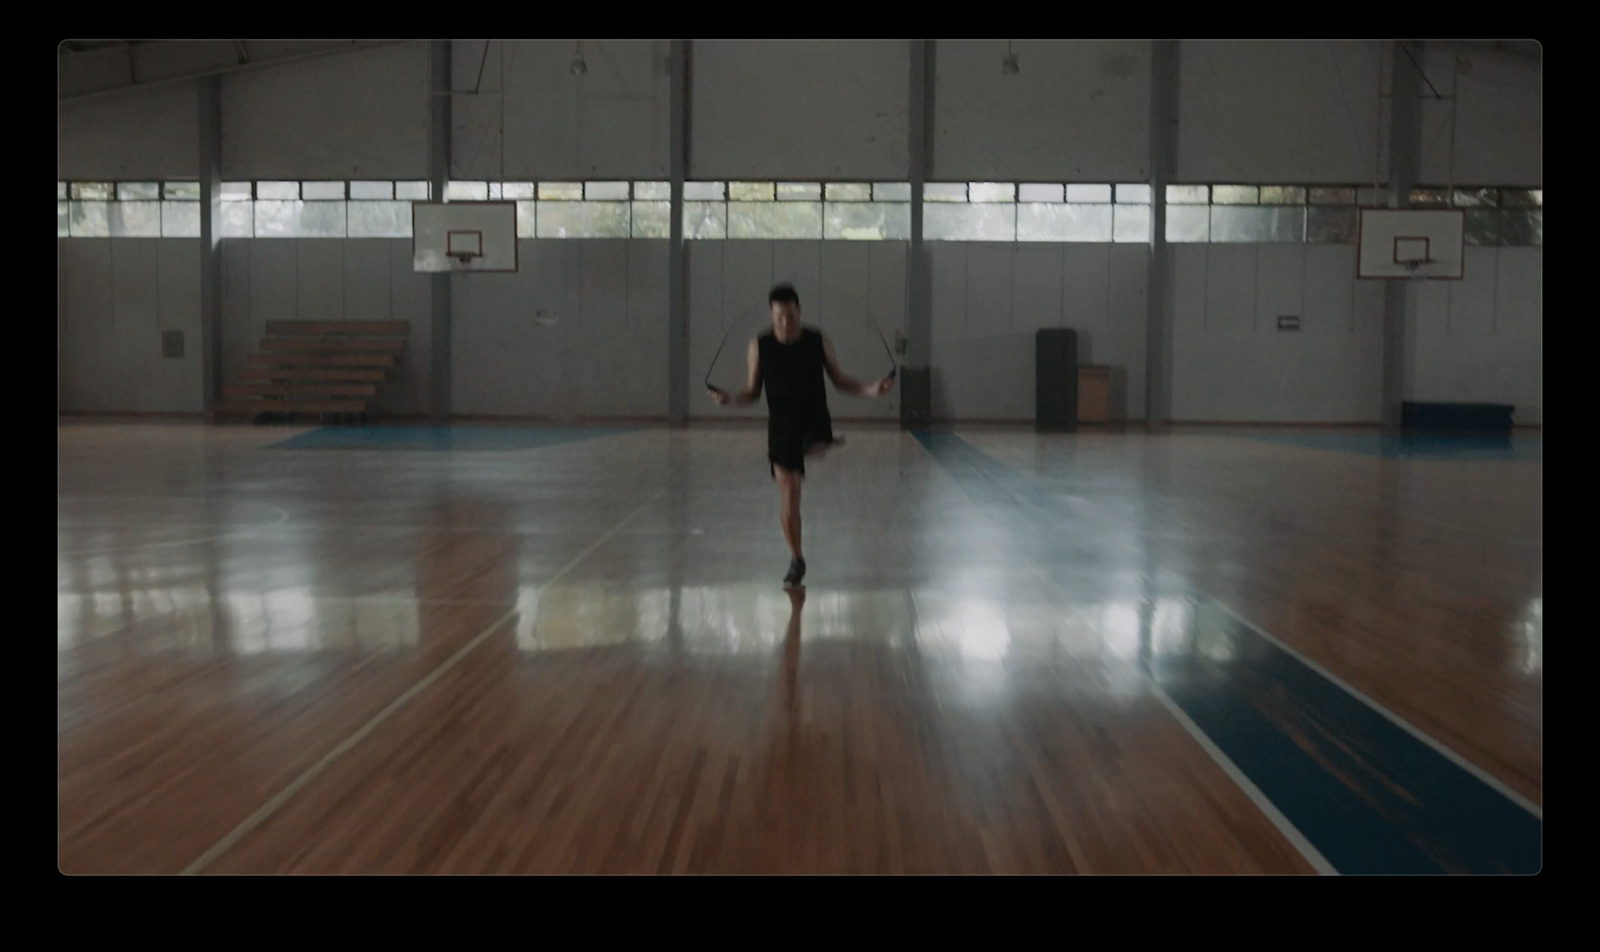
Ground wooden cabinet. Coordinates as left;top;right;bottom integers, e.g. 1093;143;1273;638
1078;366;1111;423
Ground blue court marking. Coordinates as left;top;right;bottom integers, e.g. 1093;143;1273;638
269;426;634;452
911;429;1542;874
1247;432;1542;461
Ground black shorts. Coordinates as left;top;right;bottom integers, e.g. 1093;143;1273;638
768;414;834;477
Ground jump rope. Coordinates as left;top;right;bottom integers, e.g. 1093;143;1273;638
704;307;899;397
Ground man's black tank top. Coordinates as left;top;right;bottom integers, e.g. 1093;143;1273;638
758;328;828;420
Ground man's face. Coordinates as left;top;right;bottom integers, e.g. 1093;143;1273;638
770;301;801;340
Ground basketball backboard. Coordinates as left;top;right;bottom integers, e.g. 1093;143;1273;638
1357;209;1465;279
413;201;518;273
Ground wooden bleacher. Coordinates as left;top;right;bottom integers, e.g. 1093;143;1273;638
214;321;408;423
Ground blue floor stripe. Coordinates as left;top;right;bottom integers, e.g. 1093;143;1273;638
1248;432;1542;461
269;426;634;452
911;429;1542;874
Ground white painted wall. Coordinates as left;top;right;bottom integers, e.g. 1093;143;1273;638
452;40;670;180
1179;41;1390;185
1170;244;1386;423
1420;45;1542;186
690;41;910;180
57;82;199;179
219;239;432;416
222;43;429;180
57;238;203;413
687;242;905;423
933;40;1150;181
451;240;668;418
928;243;1148;422
1411;248;1542;423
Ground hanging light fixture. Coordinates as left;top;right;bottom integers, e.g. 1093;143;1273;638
570;40;588;75
1002;40;1020;75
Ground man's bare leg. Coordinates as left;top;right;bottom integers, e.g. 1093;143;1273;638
775;465;805;585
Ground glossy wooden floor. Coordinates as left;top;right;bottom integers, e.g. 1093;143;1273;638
57;422;1541;874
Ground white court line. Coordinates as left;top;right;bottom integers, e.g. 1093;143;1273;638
178;487;664;876
57;507;291;557
1144;679;1339;875
1205;596;1543;820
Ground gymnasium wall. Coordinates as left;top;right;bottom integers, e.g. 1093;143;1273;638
55;39;1543;425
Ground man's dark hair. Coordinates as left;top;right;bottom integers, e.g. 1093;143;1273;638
769;283;800;309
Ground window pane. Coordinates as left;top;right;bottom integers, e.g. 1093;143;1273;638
1166;205;1209;241
538;182;582;201
1113;204;1150;242
924;204;1015;240
1309;187;1356;205
70;202;110;236
825;183;872;202
447;181;489;201
161;201;201;237
1260;186;1306;205
824;202;910;240
159;181;199;201
685;182;725;201
632;201;670;238
969;182;1015;203
537;201;630;238
72;182;114;201
350;181;393;200
729;181;774;201
1464;209;1499;246
1408;187;1449;207
220;201;254;237
222;182;253;201
109;201;162;236
1501;188;1541;208
776;182;820;201
586;181;630;201
255;200;346;237
1167;185;1208;204
58;201;69;236
728;201;823;239
1017;203;1111;241
493;182;536;200
1500;209;1541;246
1065;184;1112;204
1210;206;1303;241
924;183;967;202
634;181;670;200
58;182;67;200
117;182;160;201
348;201;412;238
301;181;345;200
396;181;431;201
873;182;911;202
1212;185;1259;205
516;201;536;238
685;202;727;239
1306;207;1357;243
257;181;299;200
1018;183;1064;203
1116;183;1152;204
1267;207;1305;241
1452;187;1498;207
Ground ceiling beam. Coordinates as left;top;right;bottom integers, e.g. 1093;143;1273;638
58;40;404;103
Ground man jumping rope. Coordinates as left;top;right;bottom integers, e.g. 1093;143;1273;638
709;283;894;588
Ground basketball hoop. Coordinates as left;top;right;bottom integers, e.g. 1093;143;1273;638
1402;258;1437;281
447;251;479;269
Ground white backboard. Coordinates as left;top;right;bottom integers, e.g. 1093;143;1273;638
412;201;518;273
1358;209;1465;279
